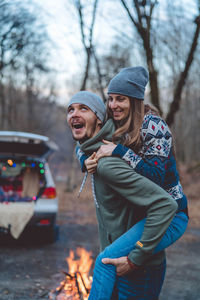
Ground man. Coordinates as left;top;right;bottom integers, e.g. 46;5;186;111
67;91;177;299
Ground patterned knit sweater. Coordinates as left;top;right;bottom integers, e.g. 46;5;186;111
77;114;188;214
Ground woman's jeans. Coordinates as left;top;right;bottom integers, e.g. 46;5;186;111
89;211;188;300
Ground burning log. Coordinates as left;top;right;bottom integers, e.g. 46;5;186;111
49;248;93;300
77;272;90;295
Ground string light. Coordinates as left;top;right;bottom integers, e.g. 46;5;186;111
0;160;45;173
7;159;13;166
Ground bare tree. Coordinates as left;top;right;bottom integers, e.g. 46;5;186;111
120;0;162;113
119;0;200;124
74;0;99;90
92;51;107;101
87;43;132;97
0;0;51;129
166;14;200;125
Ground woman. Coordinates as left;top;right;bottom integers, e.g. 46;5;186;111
77;67;188;299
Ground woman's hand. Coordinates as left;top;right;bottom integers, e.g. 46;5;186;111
85;140;117;173
85;152;98;174
101;256;139;276
96;140;117;160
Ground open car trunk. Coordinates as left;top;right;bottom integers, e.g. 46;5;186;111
0;131;58;203
0;157;46;203
0;131;58;240
0;131;58;159
0;157;48;239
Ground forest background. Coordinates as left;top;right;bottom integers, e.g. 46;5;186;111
0;0;200;188
1;2;200;299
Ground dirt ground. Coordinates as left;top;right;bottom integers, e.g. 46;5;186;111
0;164;200;300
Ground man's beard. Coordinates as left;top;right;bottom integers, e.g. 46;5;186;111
73;135;89;144
72;119;99;144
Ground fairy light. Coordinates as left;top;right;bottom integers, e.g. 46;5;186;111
7;159;13;166
39;163;43;168
40;169;45;174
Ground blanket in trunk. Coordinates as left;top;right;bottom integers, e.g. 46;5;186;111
0;202;34;239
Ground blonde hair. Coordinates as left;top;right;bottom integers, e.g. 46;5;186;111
107;98;159;153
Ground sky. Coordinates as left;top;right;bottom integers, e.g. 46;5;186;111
32;0;81;103
32;0;124;104
31;0;198;105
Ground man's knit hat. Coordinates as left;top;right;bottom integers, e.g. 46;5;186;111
107;66;149;100
67;91;106;123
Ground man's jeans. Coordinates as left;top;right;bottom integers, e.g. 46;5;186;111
89;211;188;300
112;259;166;300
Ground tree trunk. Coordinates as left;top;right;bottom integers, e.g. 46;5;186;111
166;16;200;126
80;48;92;90
120;0;162;114
93;50;106;102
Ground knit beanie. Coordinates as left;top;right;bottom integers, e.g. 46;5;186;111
67;91;106;123
107;66;149;100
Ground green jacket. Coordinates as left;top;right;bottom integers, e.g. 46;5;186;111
80;119;177;266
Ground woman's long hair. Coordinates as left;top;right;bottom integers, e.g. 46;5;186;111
107;98;159;153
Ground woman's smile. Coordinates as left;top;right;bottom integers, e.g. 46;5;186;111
108;94;130;121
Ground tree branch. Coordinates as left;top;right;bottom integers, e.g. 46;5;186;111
89;0;98;46
166;15;200;126
120;0;138;28
120;0;162;114
93;48;106;102
75;0;99;90
75;0;87;50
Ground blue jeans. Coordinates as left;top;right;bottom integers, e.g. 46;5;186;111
112;259;166;300
89;211;188;300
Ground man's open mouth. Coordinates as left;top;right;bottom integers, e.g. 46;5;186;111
72;122;85;131
73;124;84;129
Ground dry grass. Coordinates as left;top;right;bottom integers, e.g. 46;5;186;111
56;169;97;225
178;164;200;228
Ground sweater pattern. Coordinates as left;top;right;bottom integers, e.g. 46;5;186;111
113;114;187;212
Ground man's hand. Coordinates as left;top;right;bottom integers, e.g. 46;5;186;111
102;256;139;277
96;140;117;160
85;152;98;174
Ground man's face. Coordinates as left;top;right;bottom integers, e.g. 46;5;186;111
67;103;101;143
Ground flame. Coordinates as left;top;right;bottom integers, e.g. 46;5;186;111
49;248;93;300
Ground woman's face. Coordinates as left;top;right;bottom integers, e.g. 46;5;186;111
108;94;130;121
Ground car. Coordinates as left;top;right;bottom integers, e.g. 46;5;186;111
0;131;59;243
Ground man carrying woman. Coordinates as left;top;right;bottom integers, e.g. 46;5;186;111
67;66;188;299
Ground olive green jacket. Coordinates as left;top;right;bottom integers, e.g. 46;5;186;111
80;119;177;266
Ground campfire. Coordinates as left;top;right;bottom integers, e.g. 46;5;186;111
49;248;93;300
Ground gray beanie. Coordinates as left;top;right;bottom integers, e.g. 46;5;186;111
107;66;149;100
67;91;106;123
